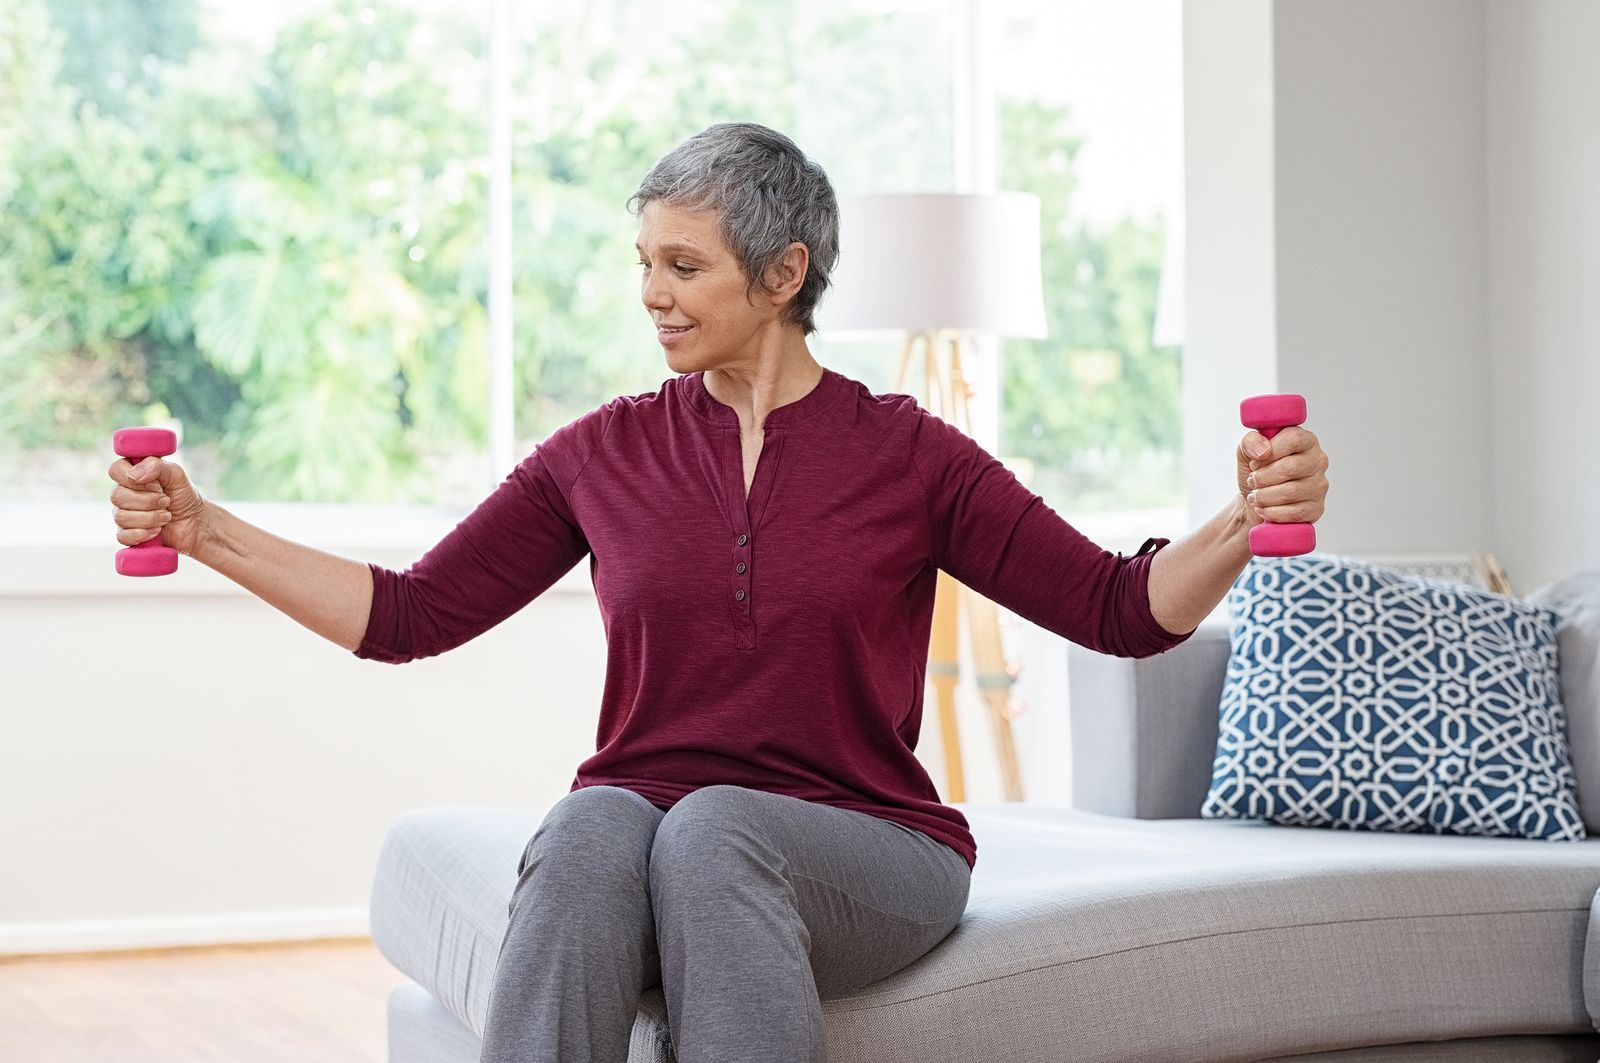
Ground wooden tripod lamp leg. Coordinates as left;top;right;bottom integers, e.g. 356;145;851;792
896;328;966;800
945;333;1027;802
961;586;1026;801
905;329;1027;804
894;332;919;394
930;570;965;803
919;330;967;803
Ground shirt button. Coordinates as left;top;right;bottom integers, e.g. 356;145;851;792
738;534;748;546
735;589;746;602
736;562;746;574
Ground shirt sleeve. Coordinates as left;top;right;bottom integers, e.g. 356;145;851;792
909;404;1195;659
354;401;614;664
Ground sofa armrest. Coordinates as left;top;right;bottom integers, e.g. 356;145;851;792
1067;621;1232;819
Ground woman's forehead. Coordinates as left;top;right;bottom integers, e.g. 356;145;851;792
637;202;722;252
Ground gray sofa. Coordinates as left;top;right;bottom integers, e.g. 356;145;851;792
371;582;1600;1062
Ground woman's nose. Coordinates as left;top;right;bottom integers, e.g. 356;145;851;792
641;274;670;309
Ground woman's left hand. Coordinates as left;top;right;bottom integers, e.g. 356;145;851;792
1237;426;1330;528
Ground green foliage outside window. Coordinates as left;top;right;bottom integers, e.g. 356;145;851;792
999;99;1182;511
2;0;1177;515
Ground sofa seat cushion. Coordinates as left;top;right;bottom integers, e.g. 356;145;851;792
371;802;1600;1062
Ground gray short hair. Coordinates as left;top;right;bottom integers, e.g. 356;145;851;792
626;122;840;336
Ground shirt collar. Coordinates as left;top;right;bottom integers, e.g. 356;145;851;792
683;366;846;430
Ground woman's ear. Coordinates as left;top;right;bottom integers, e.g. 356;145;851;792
763;241;810;303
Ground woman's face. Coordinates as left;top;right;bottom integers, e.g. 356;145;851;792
636;201;777;376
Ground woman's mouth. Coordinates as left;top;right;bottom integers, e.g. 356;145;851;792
657;324;693;345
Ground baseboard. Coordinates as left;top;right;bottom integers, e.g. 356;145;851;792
0;907;370;957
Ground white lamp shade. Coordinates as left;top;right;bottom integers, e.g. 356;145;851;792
817;192;1048;339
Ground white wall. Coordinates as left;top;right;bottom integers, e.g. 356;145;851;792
3;503;1077;953
1485;0;1600;592
1186;0;1597;593
0;512;604;952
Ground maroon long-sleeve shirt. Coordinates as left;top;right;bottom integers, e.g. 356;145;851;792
356;367;1194;868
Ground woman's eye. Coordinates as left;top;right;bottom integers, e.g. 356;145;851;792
636;260;696;275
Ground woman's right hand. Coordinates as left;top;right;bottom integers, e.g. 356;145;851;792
108;455;209;558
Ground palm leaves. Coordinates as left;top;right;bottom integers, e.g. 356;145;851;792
193;247;314;377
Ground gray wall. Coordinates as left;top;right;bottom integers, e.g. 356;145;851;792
1274;0;1492;559
1185;0;1596;593
1486;0;1600;592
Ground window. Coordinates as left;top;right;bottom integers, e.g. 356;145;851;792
4;0;1181;527
992;0;1185;520
5;0;491;506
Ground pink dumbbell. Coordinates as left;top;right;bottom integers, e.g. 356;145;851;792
113;427;180;577
1239;394;1316;557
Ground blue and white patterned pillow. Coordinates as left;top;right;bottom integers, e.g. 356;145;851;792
1201;553;1585;841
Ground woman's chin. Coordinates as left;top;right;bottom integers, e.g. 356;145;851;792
664;349;703;375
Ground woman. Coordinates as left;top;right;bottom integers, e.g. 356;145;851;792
109;122;1329;1062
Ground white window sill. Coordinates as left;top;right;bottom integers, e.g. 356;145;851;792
0;501;597;598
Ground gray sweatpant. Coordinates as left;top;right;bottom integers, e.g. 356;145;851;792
478;783;972;1063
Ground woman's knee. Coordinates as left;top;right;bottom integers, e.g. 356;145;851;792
518;785;662;881
648;785;771;887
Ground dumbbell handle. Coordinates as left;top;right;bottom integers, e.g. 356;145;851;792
1239;394;1316;557
113;427;181;577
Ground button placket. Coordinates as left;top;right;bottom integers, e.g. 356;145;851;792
719;421;778;651
733;532;752;608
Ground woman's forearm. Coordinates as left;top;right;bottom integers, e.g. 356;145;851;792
192;502;375;653
1146;497;1255;636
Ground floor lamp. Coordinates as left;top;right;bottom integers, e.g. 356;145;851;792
818;192;1049;802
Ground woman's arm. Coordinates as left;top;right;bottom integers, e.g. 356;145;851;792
112;454;374;652
1145;497;1254;636
1147;420;1331;635
911;405;1193;658
194;502;375;653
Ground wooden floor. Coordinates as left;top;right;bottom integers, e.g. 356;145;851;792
0;938;401;1063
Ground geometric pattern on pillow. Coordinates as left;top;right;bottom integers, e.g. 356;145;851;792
1201;553;1586;841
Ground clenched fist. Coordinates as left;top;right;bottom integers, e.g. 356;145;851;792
107;455;210;558
1235;426;1330;530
